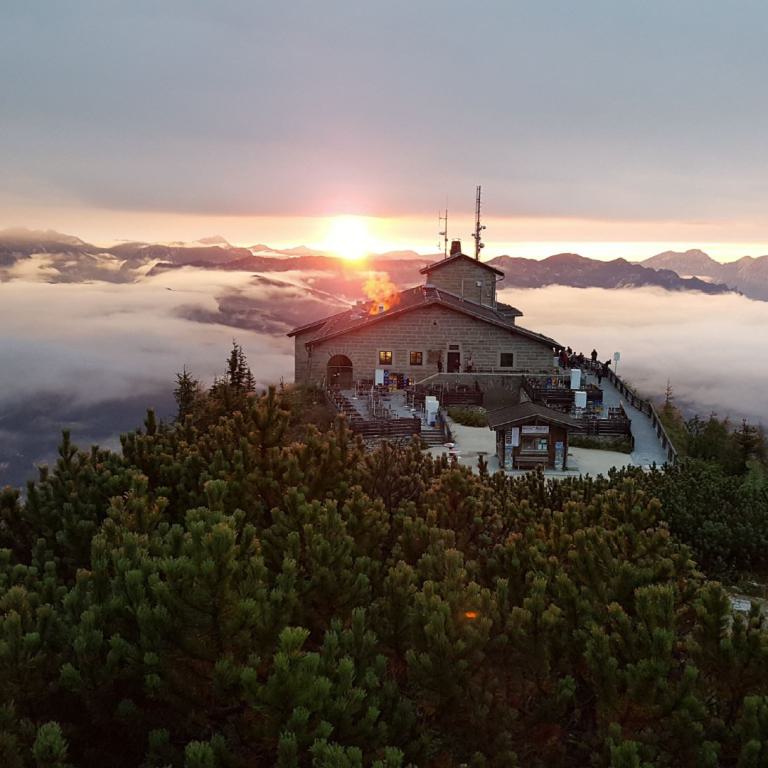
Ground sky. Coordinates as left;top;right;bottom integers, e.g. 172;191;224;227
3;1;768;260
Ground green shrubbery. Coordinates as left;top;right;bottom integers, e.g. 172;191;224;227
658;386;767;475
2;353;768;765
638;460;768;579
447;406;488;427
569;435;633;454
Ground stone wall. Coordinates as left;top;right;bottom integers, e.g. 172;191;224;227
295;304;556;386
426;259;498;306
294;332;312;384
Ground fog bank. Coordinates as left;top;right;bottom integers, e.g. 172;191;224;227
2;275;766;488
506;286;768;422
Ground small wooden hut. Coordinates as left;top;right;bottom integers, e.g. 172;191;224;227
487;401;583;471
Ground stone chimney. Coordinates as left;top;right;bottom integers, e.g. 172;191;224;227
449;239;462;256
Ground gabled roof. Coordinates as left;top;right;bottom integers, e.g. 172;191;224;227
419;252;505;277
287;285;562;350
496;300;523;318
486;401;583;430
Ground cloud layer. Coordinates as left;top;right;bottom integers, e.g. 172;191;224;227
2;272;766;488
507;286;768;422
0;269;296;485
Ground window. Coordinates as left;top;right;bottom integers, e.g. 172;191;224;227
499;352;515;368
378;350;393;365
521;435;548;453
409;351;423;365
448;344;460;351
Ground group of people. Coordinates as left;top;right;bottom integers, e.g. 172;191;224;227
558;347;612;383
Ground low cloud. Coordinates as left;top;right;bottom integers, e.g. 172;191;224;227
2;274;765;488
506;286;768;422
0;268;297;486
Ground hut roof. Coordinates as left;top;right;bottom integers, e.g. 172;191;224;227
486;401;583;430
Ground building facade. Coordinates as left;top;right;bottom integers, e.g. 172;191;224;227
289;247;562;388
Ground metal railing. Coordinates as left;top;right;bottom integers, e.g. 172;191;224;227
600;366;679;465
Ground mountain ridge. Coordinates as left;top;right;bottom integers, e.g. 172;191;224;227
640;249;768;300
487;253;731;294
0;227;748;298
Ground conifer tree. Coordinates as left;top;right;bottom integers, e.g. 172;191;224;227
3;347;768;766
173;366;201;420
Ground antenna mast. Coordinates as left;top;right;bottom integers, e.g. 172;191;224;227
438;209;448;258
472;185;486;260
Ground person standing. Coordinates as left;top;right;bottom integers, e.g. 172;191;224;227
591;349;598;366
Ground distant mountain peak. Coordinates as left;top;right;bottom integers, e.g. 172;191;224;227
543;252;588;264
197;235;230;246
642;249;718;270
0;227;86;246
281;245;327;256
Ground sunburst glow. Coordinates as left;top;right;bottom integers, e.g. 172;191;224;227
323;215;372;261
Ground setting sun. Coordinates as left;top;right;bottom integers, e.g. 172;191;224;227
323;215;372;261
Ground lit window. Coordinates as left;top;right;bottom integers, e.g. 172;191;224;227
409;351;423;365
378;350;393;365
500;352;515;368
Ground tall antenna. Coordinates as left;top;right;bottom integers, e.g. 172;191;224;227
472;185;486;260
438;209;448;258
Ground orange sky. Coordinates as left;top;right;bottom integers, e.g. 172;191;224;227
4;4;768;265
4;204;768;263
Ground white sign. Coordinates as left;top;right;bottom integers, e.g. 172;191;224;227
522;425;549;435
510;427;520;447
730;597;751;613
570;368;582;390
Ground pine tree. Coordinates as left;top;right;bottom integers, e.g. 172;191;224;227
226;340;252;390
4;349;768;766
226;340;244;389
244;366;257;393
173;366;201;420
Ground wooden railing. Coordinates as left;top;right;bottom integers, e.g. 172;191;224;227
574;410;634;450
325;386;421;441
350;417;422;439
407;386;483;409
413;369;553;387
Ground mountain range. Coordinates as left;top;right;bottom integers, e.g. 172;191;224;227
486;252;729;294
640;249;768;301
2;226;762;299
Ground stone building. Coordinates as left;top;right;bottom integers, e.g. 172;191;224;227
288;243;562;388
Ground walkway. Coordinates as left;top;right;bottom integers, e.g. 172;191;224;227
585;372;668;467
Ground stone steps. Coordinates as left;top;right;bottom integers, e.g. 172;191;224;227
420;428;445;447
